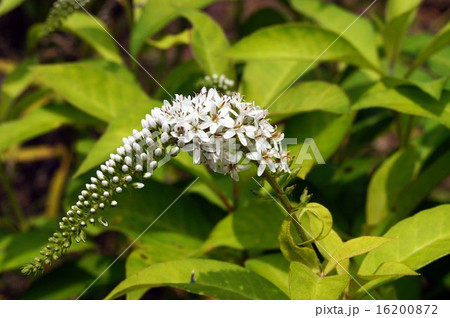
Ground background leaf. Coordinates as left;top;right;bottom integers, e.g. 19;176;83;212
228;24;376;70
245;254;289;296
0;57;36;117
241;60;312;108
31;62;152;121
289;262;349;300
0;0;23;17
203;199;284;250
62;12;123;64
147;30;190;50
324;236;392;274
130;0;217;55
407;21;450;77
359;205;450;275
285;112;355;178
366;124;450;228
356;205;450;297
125;231;203;299
383;0;422;66
290;0;379;68
366;147;418;226
106;258;288;300
278;215;320;271
183;10;233;77
353;84;450;128
0;104;98;152
269;81;350;118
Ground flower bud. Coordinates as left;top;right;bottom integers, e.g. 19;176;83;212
133;183;145;189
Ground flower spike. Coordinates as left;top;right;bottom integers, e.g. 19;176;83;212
22;87;289;275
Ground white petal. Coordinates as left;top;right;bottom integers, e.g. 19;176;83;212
193;149;201;164
257;164;266;176
182;144;194;152
223;129;236;139
221;117;234;128
210;123;219;134
230;169;239;181
199;121;211;129
197;130;210;142
237;132;247;146
246;152;261;161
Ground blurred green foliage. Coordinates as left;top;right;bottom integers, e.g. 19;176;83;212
0;0;449;300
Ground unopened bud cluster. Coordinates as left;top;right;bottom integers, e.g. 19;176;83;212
197;74;235;95
22;87;288;275
41;0;91;36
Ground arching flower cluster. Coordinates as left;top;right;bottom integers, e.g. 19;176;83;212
22;87;289;275
41;0;91;36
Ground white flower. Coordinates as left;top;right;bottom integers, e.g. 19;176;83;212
23;87;290;275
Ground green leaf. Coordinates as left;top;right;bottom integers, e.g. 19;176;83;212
359;205;450;276
183;10;233;77
270;81;350;118
289;262;349;300
106;259;288;300
125;231;203;300
128;231;203;270
154;60;203;99
366;124;450;229
299;203;333;241
0;104;97;152
245;254;289;296
130;0;217;55
383;0;422;67
188;180;229;211
407;21;450;77
31;62;152;121
0;0;23;17
355;205;450;297
386;0;422;20
359;262;418;279
429;46;450;78
324;236;392;275
240;8;289;38
203;199;285;250
353;83;450;128
290;0;379;68
241;60;313;107
62;12;122;64
147;30;190;50
4;88;53;120
392;149;450;225
228;24;377;70
366;146;418;226
0;57;36;117
285;112;355;178
315;230;349;275
382;76;448;100
278;216;320;271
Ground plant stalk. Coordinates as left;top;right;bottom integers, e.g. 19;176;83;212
262;171;314;249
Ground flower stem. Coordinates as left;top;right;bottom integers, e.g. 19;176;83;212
262;171;311;247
